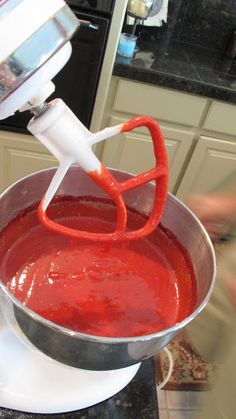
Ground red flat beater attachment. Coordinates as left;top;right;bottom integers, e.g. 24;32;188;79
38;116;168;242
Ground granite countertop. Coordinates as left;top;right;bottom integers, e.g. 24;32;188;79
114;39;236;104
0;360;159;419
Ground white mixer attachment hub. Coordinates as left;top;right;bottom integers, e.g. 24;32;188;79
28;98;122;212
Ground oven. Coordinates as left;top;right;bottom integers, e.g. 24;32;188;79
0;0;117;133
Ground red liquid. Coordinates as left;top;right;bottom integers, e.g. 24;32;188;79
0;197;196;337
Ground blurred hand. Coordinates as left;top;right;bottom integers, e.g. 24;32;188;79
224;273;236;311
186;193;236;240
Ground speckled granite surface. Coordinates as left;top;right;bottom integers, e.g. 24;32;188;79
0;360;159;419
114;40;236;103
115;0;236;103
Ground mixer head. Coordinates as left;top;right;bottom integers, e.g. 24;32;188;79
0;0;96;119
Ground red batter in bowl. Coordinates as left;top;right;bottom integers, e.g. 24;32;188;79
0;196;196;338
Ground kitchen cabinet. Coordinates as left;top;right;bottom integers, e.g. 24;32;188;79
102;115;195;192
0;77;236;200
98;77;236;199
111;78;208;127
203;101;236;137
0;131;58;192
176;136;236;199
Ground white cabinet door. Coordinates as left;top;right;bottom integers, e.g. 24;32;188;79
0;131;58;191
101;116;195;192
176;136;236;200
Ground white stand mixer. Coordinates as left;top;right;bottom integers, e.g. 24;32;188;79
0;1;216;415
0;0;141;413
0;310;140;413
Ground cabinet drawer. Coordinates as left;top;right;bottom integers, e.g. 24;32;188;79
203;101;236;137
176;136;236;200
113;79;208;127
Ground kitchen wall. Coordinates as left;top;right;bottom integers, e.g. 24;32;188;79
160;0;236;53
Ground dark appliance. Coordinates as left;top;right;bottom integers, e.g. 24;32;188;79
0;0;116;133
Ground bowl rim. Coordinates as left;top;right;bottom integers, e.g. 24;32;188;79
0;166;217;344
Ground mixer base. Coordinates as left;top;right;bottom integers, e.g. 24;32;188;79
0;311;140;414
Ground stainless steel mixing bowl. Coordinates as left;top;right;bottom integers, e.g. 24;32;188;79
0;167;216;370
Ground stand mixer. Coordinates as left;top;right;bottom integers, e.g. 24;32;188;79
0;0;168;243
127;0;154;35
0;0;216;415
